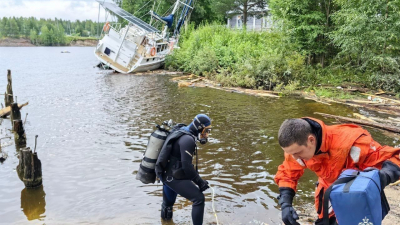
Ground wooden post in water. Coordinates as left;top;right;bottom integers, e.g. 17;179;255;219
17;146;42;188
4;70;14;107
11;102;26;146
11;102;21;123
14;120;27;147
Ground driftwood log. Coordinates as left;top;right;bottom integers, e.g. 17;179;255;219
4;70;13;107
0;102;28;118
315;112;400;133
17;147;42;188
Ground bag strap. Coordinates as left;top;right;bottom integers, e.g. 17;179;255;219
322;174;358;225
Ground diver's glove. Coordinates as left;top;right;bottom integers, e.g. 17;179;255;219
379;160;400;188
193;175;209;192
278;187;300;225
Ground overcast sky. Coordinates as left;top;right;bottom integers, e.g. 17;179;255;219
0;0;110;22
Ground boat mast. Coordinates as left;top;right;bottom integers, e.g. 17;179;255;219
162;0;181;38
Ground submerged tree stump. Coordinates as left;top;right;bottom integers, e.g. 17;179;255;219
13;119;26;147
4;70;13;107
17;147;42;188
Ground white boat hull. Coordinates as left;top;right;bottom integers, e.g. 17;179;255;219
94;24;173;74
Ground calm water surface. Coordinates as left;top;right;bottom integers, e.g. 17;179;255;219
0;47;399;225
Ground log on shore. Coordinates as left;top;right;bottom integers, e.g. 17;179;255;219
0;102;28;118
361;93;400;105
314;112;400;133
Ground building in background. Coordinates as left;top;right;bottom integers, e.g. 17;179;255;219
227;5;273;31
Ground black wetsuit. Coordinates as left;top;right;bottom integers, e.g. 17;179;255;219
161;134;205;225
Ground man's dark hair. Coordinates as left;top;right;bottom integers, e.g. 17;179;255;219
278;119;313;147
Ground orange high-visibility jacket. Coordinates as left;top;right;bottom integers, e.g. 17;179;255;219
275;117;400;218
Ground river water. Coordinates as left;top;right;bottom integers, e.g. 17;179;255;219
0;47;398;225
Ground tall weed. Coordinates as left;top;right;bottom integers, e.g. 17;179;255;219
166;24;307;90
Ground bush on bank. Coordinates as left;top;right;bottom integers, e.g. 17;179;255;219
166;24;306;90
166;24;400;94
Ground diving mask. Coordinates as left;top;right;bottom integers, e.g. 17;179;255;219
198;126;211;144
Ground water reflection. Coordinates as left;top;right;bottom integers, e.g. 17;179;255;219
20;185;46;220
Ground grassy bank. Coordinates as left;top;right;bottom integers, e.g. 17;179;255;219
166;25;400;97
65;36;98;44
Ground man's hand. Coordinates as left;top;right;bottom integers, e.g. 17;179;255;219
379;160;400;188
278;187;300;225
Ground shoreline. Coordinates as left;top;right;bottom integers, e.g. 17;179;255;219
171;74;400;134
0;37;97;47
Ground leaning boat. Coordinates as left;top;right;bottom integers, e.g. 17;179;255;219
94;0;193;73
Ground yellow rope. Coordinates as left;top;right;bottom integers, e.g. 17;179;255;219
210;185;220;225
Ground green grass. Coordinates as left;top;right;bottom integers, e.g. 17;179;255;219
65;36;98;43
313;87;356;99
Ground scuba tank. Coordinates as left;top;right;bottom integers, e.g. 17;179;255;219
136;121;171;184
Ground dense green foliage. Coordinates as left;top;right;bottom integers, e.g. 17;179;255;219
0;17;101;46
331;0;400;92
270;0;338;67
120;0;224;29
166;0;400;93
166;24;305;89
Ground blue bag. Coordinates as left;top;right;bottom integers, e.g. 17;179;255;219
323;169;390;225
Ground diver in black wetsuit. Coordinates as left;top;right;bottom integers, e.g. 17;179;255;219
158;114;211;225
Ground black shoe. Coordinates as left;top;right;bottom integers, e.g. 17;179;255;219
161;204;173;220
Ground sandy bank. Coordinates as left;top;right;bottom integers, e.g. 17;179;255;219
0;38;35;47
69;39;97;47
0;38;97;47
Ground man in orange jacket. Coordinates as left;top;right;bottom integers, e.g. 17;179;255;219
275;117;400;225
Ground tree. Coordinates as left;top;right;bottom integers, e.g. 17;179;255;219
40;25;51;45
216;0;267;27
91;23;96;37
9;18;20;38
120;0;224;29
270;0;339;67
29;29;38;44
331;0;400;74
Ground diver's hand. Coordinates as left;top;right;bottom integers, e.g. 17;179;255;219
198;179;209;192
193;176;209;192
